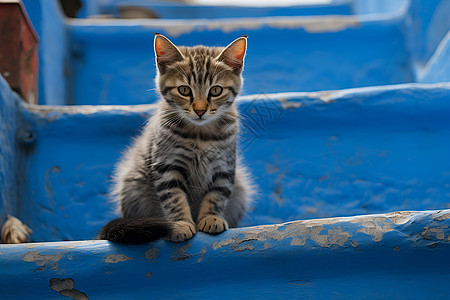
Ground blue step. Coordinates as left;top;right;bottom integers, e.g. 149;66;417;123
1;0;450;298
22;0;450;106
4;80;449;241
1;210;449;299
78;0;354;19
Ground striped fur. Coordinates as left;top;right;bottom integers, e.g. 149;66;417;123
99;34;254;243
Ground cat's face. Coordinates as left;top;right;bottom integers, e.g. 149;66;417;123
154;34;247;125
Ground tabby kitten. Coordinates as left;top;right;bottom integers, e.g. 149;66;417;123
98;34;253;243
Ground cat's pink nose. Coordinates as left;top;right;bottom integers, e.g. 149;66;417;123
194;109;206;117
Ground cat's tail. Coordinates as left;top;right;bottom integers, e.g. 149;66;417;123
97;217;172;244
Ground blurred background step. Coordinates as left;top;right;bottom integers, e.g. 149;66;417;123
21;0;450;105
78;0;355;19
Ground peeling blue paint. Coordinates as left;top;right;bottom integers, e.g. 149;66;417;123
11;82;450;241
79;0;354;19
0;210;449;298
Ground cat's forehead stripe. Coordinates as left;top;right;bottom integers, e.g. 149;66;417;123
183;52;216;85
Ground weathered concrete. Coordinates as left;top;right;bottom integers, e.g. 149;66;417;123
0;210;449;299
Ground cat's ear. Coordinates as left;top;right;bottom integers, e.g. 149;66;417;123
154;33;184;73
217;35;247;73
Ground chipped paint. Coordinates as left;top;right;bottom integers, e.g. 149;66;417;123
212;236;256;252
49;278;89;300
23;243;46;249
268;16;360;33
144;248;159;263
212;238;235;250
213;222;354;251
357;221;393;242
60;245;76;249
211;212;432;252
171;244;192;262
150;16;360;37
349;240;359;248
321;228;351;247
386;211;416;224
197;247;207;262
1;210;449;298
205;20;264;35
420;227;446;240
104;254;133;264
24;102;156;123
22;251;67;272
290;237;306;246
434;211;450;221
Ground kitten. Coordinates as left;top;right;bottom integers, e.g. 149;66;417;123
98;34;254;244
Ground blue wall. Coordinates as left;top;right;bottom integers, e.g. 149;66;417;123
408;0;450;65
0;77;22;225
240;84;450;226
420;31;450;83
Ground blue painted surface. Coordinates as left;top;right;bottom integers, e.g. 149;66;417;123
68;14;412;105
420;31;450;83
408;0;450;65
12;83;450;242
0;210;449;299
1;1;450;298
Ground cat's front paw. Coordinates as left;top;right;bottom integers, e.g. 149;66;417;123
170;221;196;242
197;215;229;234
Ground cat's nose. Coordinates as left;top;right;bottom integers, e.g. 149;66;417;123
194;109;206;117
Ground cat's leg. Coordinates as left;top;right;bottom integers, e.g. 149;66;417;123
196;170;235;234
222;190;246;228
153;163;196;241
223;167;252;228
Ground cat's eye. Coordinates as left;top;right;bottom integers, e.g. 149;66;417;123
209;86;223;97
178;85;191;96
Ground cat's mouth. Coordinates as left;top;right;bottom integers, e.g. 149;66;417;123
193;116;208;123
189;113;214;125
188;109;209;122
